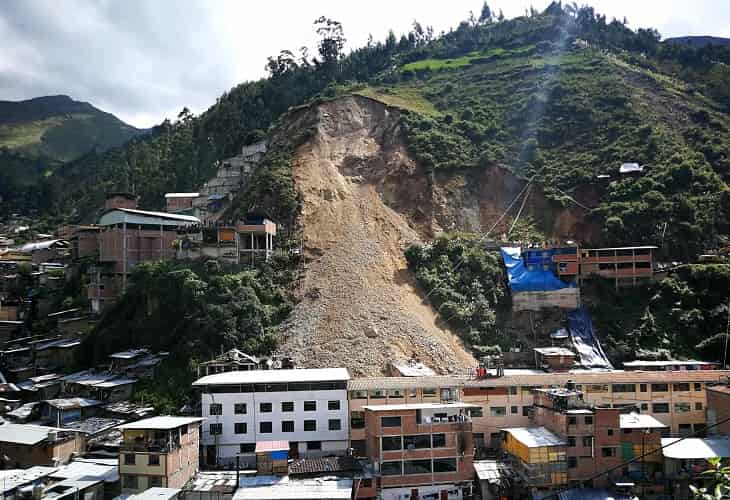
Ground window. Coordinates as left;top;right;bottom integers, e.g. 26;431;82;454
601;447;617;457
510;406;518;414
490;407;506;417
148;454;160;466
328;419;341;431
350;390;367;399
404;435;431;450
509;386;518;395
568;416;577;425
381;462;402;476
673;383;690;392
522;406;530;417
607;429;614;436
422;388;437;397
694;383;703;391
653;403;670;414
471;407;484;417
124;454;135;465
259;402;272;413
612;384;636;393
623;429;632;434
639;384;647;393
584;416;593;425
567;436;576;447
381;416;401;428
281;401;294;412
304;420;317;431
209;423;222;435
209;403;222;415
259;421;272;433
696;402;704;411
582;436;593;447
675;402;691;413
641;403;648;411
388;390;404;399
568;456;577;468
404;459;432;475
306;441;322;451
382;436;402;451
585;384;608;393
328;400;341;410
432;433;446;448
679;424;692;436
651;383;668;392
369;389;386;399
122;475;138;490
235;422;247;434
240;443;256;453
433;458;457;473
351;411;365;429
282;421;294;433
148;476;162;487
234;403;247;414
304;401;317;411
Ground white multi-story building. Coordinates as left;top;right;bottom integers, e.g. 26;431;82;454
194;368;350;467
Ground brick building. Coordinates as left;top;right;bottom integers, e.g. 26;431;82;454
118;416;203;493
363;402;476;500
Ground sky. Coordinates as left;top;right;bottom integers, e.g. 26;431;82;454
1;0;729;128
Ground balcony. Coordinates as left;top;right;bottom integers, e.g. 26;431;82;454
121;439;176;453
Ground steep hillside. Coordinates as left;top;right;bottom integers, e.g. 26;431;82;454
0;95;143;161
274;95;593;374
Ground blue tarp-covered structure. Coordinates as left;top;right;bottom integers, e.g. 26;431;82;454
500;247;575;293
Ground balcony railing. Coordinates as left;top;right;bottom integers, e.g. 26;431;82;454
120;440;176;453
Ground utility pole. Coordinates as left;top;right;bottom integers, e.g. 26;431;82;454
724;298;730;369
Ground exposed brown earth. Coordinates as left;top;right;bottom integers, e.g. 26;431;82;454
275;95;594;375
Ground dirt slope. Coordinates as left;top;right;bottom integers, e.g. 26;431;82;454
275;95;593;375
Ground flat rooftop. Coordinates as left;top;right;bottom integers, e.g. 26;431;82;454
363;402;480;412
662;437;730;460
193;368;350;386
623;359;717;367
233;477;352;500
619;413;667;430
117;416;204;431
534;347;576;357
502;427;567;448
0;424;66;445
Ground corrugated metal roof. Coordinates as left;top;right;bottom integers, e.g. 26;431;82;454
233;477;353;500
619;413;667;429
473;460;515;484
662;437;730;459
98;208;200;226
623;360;716;367
193;368;350;386
117;416;204;430
0;466;57;494
288;456;359;476
255;440;289;453
534;347;576;356
347;370;730;391
502;427;567;448
363;402;480;411
129;488;181;500
0;424;65;445
51;460;119;483
46;398;102;410
165;193;199;198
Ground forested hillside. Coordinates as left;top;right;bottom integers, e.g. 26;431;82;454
36;2;730;375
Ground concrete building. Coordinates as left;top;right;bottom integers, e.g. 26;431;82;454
193;368;350;467
705;384;730;435
118;416;204;493
348;368;730;451
89;208;200;313
0;424;85;468
165;193;199;214
552;245;657;288
363;402;476;500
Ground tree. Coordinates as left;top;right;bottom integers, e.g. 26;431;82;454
479;2;492;24
691;458;730;499
314;16;346;79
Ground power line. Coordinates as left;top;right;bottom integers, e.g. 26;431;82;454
541;413;730;499
507;183;533;238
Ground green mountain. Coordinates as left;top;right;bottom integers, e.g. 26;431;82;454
0;95;144;162
24;4;730;374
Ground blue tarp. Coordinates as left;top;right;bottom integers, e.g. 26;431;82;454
500;247;575;293
567;307;613;369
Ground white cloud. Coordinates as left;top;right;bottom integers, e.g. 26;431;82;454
1;0;728;128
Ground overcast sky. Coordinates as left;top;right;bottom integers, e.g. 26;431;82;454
1;0;728;128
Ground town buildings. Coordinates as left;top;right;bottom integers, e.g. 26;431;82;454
0;423;85;467
363;402;476;500
118;416;204;493
193;368;350;467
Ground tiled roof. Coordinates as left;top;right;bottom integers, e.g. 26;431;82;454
288;456;360;476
